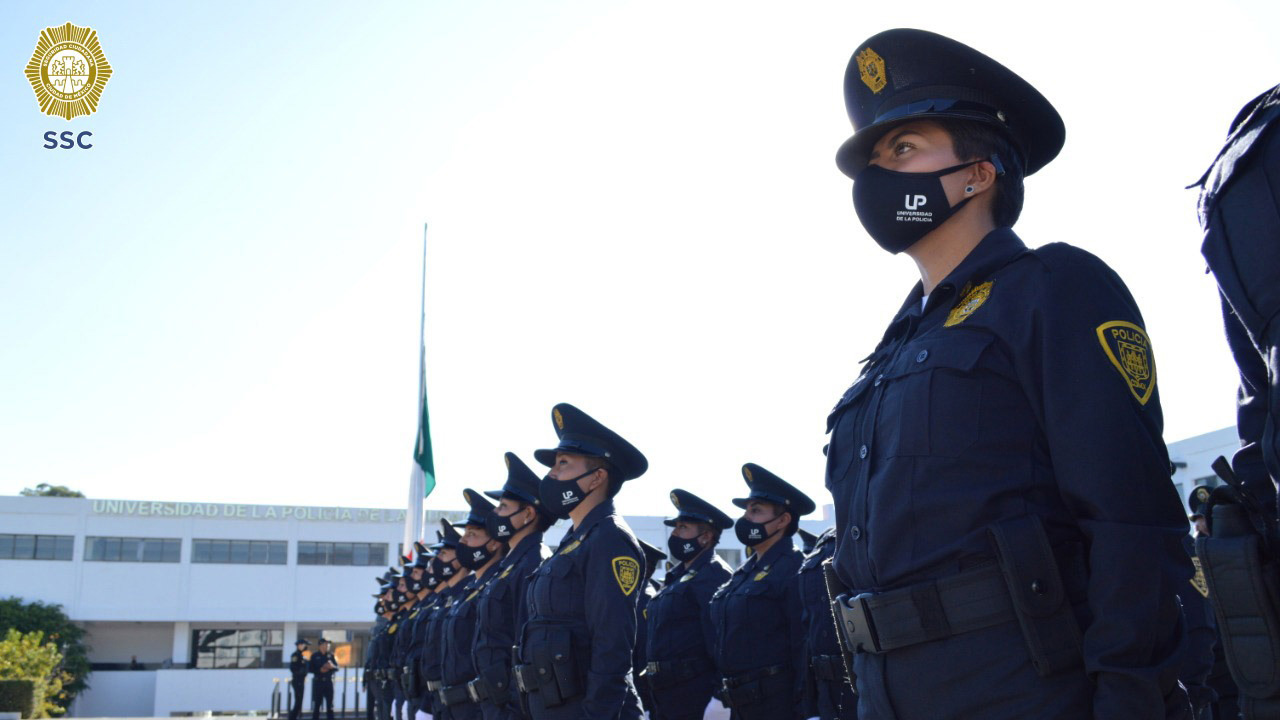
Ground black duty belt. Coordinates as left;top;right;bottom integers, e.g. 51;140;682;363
833;563;1014;654
465;677;490;703
424;679;442;692
436;683;472;707
722;664;787;689
810;654;844;682
644;658;710;680
512;663;546;694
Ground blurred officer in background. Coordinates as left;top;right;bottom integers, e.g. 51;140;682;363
642;489;732;720
709;464;812;720
472;452;555;720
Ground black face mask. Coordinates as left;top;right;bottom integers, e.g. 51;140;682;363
538;468;599;519
486;506;528;543
431;555;455;579
384;596;400;613
374;602;384;615
667;533;702;563
735;515;781;547
406;572;426;593
852;161;980;254
456;540;497;570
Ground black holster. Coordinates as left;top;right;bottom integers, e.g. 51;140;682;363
475;663;512;707
515;628;582;708
1198;503;1280;718
987;515;1084;677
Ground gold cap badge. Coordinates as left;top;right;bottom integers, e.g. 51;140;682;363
743;467;754;483
1196;487;1210;503
554;408;564;430
25;22;112;121
670;492;680;508
856;46;887;94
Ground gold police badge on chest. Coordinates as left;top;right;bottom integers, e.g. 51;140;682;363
1095;321;1157;405
945;282;992;327
613;556;640;595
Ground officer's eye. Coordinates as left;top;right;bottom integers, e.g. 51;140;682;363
893;141;915;156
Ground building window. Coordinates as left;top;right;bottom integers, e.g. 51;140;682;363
192;539;287;565
192;629;284;669
0;534;73;561
85;537;181;562
297;541;386;566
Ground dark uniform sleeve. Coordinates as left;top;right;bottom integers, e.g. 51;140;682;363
579;528;644;720
1023;245;1192;718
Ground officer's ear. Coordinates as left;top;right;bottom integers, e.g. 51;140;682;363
585;466;608;494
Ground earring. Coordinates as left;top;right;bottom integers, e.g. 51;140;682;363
965;185;975;194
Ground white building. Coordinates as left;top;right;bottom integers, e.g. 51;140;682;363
0;494;830;717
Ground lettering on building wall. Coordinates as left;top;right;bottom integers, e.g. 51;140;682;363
89;500;463;524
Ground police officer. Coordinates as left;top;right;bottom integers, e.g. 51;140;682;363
825;29;1192;718
400;543;437;719
310;639;339;720
437;490;507;720
514;403;648;720
633;539;667;716
797;527;854;720
708;464;811;720
290;639;310;720
370;580;399;720
642;489;733;720
1195;84;1280;519
422;520;470;717
472;452;554;720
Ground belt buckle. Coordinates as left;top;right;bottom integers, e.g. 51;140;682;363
645;661;659;675
835;592;883;654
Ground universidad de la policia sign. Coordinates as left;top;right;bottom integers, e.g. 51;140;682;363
91;499;465;524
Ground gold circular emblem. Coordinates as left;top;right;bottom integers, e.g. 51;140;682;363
670;492;679;508
25;22;113;121
1197;488;1210;502
553;408;564;430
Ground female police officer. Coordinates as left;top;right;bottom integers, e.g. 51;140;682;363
708;463;811;720
824;29;1192;719
514;403;647;720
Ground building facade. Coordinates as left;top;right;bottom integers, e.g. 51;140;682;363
0;494;827;717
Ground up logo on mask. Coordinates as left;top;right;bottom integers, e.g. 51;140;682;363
749;528;761;539
561;490;575;504
904;194;928;210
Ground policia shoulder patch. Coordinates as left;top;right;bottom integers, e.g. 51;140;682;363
1095;320;1156;405
612;556;640;595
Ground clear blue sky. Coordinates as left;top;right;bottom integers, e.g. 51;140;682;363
2;1;1278;519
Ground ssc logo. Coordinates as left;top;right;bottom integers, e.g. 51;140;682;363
25;22;112;121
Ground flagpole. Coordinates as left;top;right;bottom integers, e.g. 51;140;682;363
403;224;428;559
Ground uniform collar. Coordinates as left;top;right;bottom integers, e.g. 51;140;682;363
882;228;1028;337
742;537;793;573
568;499;616;539
501;531;544;566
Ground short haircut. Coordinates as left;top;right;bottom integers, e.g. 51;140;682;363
584;456;624;498
936;118;1026;228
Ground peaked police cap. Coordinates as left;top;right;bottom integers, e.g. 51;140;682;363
457;488;496;528
732;463;816;517
533;403;648;482
430;518;461;549
484;452;544;509
664;488;733;530
835;28;1064;179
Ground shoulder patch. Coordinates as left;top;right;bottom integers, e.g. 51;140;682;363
612;556;640;595
1095;320;1157;405
945;281;992;327
1190;556;1210;598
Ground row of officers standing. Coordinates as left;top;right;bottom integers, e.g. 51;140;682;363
362;403;846;720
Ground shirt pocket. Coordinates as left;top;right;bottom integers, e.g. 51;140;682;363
825;375;875;488
882;331;994;458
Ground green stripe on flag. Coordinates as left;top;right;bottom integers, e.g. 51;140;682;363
414;384;436;499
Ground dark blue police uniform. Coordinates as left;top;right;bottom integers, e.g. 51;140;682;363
473;452;553;720
1196;83;1280;516
309;645;338;720
632;540;667;717
422;519;468;718
708;464;810;720
797;528;855;720
642;488;733;720
826;30;1191;720
438;490;506;720
290;643;309;720
515;403;647;720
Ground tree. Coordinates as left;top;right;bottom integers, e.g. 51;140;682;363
0;629;64;718
0;600;89;716
18;485;84;498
